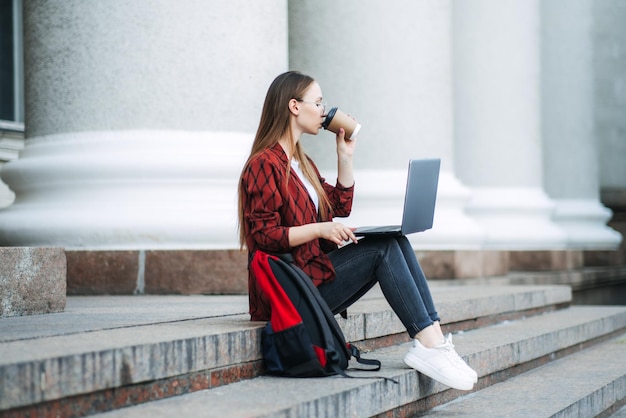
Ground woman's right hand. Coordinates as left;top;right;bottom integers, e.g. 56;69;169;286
317;221;358;245
288;222;358;247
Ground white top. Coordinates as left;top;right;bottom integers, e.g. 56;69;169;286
290;159;319;213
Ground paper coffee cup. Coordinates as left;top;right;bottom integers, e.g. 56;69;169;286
322;107;361;140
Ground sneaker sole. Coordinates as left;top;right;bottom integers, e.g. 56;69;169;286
404;352;474;391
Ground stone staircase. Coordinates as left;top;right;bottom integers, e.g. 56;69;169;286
1;282;625;417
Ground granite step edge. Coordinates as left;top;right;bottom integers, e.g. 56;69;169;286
78;306;626;418
0;285;575;412
422;332;626;418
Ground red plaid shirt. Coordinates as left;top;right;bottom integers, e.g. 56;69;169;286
241;142;354;321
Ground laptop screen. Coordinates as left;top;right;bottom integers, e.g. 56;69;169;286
400;158;441;235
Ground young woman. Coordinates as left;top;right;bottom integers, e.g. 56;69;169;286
238;70;477;391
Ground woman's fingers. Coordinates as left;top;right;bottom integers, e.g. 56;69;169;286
323;222;357;245
335;127;345;143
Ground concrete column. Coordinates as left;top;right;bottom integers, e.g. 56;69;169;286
453;0;567;249
289;0;485;249
542;0;621;249
593;0;626;261
594;1;626;194
0;0;288;249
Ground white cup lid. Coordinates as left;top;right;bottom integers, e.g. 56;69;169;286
349;123;362;140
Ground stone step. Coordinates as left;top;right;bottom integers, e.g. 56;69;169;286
89;305;626;418
0;284;570;416
422;332;626;418
340;283;571;345
611;405;626;418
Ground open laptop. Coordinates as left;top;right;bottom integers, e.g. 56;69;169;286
353;158;441;237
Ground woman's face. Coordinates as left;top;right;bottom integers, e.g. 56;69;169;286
295;82;327;136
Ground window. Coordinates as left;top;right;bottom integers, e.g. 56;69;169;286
0;0;24;128
0;0;24;208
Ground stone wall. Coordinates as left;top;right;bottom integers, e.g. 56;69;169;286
0;247;66;317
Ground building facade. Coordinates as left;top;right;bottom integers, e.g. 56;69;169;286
0;1;624;292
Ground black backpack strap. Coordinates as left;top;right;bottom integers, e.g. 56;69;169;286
348;344;381;370
260;251;399;384
345;344;399;384
272;254;353;363
277;253;348;319
276;253;294;263
267;254;352;373
330;364;399;385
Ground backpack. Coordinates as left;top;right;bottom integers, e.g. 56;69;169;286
250;250;397;382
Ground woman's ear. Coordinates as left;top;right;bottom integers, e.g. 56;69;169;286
288;98;300;116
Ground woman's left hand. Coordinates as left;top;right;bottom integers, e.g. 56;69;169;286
336;127;357;159
335;126;356;188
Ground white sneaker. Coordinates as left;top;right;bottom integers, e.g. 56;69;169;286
442;334;478;383
403;338;474;391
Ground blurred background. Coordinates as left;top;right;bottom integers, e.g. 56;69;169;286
0;0;624;297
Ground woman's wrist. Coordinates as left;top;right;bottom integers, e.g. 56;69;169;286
315;223;323;240
337;151;353;162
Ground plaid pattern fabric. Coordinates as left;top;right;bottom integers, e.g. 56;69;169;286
241;143;354;321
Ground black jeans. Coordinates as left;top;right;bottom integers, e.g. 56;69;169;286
318;235;440;338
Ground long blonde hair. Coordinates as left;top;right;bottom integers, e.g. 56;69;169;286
237;71;332;249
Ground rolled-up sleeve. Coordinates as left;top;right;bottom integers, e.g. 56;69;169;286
322;178;354;218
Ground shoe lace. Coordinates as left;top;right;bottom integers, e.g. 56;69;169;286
438;335;468;369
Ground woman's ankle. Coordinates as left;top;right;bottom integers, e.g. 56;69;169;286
415;325;445;348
